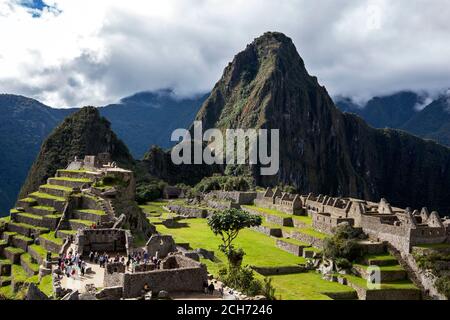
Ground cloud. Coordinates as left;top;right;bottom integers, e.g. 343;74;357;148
1;0;450;107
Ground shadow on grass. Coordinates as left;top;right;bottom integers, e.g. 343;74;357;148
163;222;190;229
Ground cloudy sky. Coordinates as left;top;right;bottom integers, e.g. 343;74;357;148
1;0;450;107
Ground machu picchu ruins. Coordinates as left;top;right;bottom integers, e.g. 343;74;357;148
1;9;450;307
2;153;450;300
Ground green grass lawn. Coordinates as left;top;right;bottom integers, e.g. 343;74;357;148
32;206;56;212
13;234;33;242
242;205;313;225
140;202;169;215
30;192;65;202
278;237;310;247
295;227;327;239
0;258;12;266
354;263;405;272
5;247;25;255
29;244;59;260
8;221;49;233
38;274;53;297
146;201;354;300
51;177;92;183
77;209;106;216
57;169;88;174
40;231;64;246
58;230;78;236
69;219;95;226
41;184;73;192
270;272;356;300
0;216;11;223
18;212;43;220
363;253;397;261
414;243;450;249
155;218;307;270
21;253;40;273
12;264;30;283
342;274;418;290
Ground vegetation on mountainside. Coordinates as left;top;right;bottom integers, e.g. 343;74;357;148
194;175;254;194
189;31;450;215
135;179;167;204
323;224;365;268
19;107;134;200
413;250;450;298
435;276;450;299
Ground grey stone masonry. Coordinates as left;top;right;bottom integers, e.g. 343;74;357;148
276;239;309;256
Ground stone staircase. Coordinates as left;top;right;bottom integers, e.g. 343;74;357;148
0;168;116;298
241;203;423;300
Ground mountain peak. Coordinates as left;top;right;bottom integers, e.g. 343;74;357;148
190;32;450;214
195;31;315;130
19;106;134;198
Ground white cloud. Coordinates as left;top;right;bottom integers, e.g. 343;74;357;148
0;0;450;107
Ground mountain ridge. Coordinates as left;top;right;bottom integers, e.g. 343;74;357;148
192;31;450;213
0;90;206;215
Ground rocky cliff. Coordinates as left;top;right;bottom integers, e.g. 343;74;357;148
402;95;450;147
193;32;450;214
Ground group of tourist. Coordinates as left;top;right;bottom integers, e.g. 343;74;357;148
123;250;162;271
87;250;162;271
57;249;87;279
88;251;123;268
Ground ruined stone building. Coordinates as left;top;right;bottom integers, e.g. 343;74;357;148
260;188;450;254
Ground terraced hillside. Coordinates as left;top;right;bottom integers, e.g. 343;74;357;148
140;201;357;300
0;169;114;299
141;199;421;300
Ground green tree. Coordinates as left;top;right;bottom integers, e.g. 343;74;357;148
323;223;364;265
207;209;262;268
436;276;450;299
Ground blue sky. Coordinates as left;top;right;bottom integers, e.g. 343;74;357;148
20;0;47;10
1;0;450;108
18;0;50;16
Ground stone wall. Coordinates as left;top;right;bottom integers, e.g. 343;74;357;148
206;199;240;211
254;199;302;215
252;225;282;238
104;263;126;288
243;207;293;227
209;191;257;205
11;236;32;252
348;282;421;300
361;214;411;253
409;227;447;247
28;245;45;265
312;213;354;235
403;252;447;300
167;205;209;218
276;239;307;256
122;262;207;298
251;265;306;276
20;255;37;276
76;229;128;255
146;235;176;259
287;231;325;249
95;286;123;300
38;237;62;254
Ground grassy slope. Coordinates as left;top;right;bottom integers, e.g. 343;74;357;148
144;201;354;300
